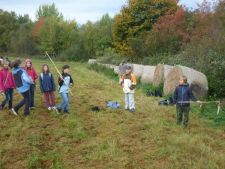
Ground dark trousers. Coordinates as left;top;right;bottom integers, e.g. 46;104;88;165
14;90;30;116
1;88;13;109
177;105;190;127
29;84;35;107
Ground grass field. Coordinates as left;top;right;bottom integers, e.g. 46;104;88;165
0;59;225;169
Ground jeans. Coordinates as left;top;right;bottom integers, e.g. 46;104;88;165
14;90;30;116
43;91;55;108
125;93;135;110
177;105;190;127
29;84;35;107
57;92;70;112
1;88;13;109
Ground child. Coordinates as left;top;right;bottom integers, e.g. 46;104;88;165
173;76;198;128
11;59;34;116
120;64;137;113
39;64;56;111
57;65;73;114
24;58;38;109
0;60;16;110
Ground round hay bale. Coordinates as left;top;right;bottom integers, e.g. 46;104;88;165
118;63;127;76
88;59;97;64
114;66;120;75
153;64;173;86
132;64;144;79
141;66;156;84
164;65;208;98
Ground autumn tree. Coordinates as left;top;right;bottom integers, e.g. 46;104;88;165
112;0;178;59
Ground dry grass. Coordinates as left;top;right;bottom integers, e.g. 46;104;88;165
0;59;225;169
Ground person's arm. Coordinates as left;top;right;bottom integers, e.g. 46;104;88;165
0;72;4;92
130;74;137;90
22;71;34;84
33;68;38;80
51;74;56;91
120;75;125;86
189;88;197;101
39;76;44;93
173;87;178;104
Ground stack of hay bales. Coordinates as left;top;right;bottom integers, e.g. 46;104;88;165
164;65;208;98
141;66;156;84
88;59;97;64
153;64;173;86
132;64;144;79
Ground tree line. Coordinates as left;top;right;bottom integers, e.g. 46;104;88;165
0;0;224;98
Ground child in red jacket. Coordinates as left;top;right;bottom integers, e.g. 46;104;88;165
24;58;38;109
0;60;16;110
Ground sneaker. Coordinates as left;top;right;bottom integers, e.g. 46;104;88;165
29;106;35;110
130;109;135;113
52;106;57;110
48;107;52;111
11;108;18;116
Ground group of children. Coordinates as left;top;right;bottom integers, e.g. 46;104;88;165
0;57;197;128
0;58;73;116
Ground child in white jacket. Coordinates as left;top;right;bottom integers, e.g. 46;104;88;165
120;65;137;113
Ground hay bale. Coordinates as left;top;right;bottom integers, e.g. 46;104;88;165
164;65;208;98
88;59;97;64
141;66;156;84
132;64;144;79
153;64;173;86
117;63;127;76
114;66;120;74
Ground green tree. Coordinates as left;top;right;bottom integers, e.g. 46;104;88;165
36;3;63;20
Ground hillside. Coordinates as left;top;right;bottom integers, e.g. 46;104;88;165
0;59;225;169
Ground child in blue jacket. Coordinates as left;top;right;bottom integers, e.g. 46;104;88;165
57;65;73;114
39;64;56;111
173;76;198;128
11;59;34;116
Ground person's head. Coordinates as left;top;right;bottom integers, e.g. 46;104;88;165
25;58;32;68
179;75;188;85
62;65;70;74
3;60;10;69
11;58;21;69
42;64;50;73
125;64;132;74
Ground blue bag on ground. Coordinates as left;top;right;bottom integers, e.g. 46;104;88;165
106;101;120;109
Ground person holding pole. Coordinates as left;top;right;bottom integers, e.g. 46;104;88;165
56;65;73;114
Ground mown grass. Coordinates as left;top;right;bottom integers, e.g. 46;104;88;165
0;58;225;169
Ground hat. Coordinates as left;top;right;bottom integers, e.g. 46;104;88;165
125;64;132;70
62;65;70;70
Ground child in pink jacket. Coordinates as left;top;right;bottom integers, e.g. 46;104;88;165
0;60;16;110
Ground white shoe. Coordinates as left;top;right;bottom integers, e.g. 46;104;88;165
48;107;52;111
11;108;18;116
52;106;57;110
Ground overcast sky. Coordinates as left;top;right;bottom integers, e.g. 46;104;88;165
0;0;212;24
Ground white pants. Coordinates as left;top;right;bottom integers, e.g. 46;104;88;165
125;93;135;110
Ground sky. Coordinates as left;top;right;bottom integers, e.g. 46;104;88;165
0;0;211;24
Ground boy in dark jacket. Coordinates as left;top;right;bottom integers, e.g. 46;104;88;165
39;64;56;111
173;76;198;128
